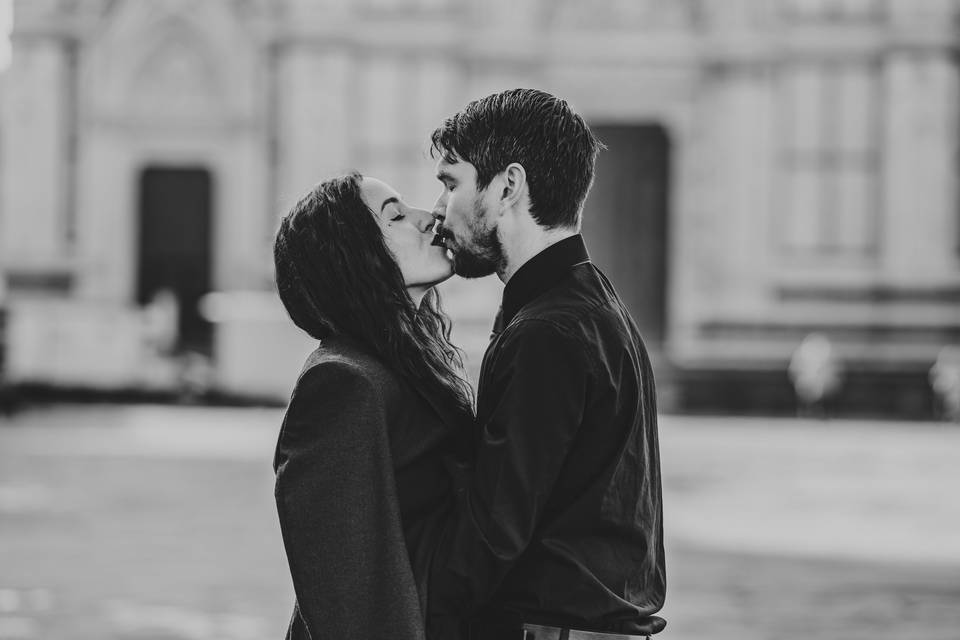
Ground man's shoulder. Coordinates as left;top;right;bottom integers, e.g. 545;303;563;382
512;264;619;331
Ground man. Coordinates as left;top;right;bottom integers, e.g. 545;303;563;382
429;88;667;640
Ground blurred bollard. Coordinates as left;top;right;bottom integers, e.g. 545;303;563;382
788;333;843;419
929;346;960;422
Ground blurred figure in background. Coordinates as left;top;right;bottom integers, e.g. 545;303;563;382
272;172;474;639
142;288;179;357
789;332;843;419
929;346;960;422
0;274;11;416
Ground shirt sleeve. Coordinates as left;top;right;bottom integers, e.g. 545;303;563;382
428;319;592;623
274;360;425;640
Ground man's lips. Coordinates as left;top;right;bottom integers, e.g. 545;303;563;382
431;222;451;248
430;219;446;247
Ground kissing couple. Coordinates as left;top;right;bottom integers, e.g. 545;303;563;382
272;88;667;640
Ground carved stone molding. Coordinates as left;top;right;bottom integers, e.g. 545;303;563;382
547;0;702;30
80;0;262;127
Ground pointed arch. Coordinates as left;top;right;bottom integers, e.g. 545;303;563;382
127;16;224;119
82;0;260;125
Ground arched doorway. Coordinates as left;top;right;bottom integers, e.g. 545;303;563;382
583;124;671;350
136;166;214;356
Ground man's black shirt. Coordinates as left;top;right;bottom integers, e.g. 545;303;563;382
429;234;666;636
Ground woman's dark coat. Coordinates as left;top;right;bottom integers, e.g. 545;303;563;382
273;336;470;640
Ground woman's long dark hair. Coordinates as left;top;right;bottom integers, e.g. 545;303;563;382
274;172;474;415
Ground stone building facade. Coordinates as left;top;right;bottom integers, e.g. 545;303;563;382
1;0;958;415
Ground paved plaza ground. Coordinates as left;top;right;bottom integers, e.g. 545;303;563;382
0;406;958;640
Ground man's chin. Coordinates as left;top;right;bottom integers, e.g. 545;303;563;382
452;255;497;279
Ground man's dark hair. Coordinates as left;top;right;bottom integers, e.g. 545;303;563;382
430;88;604;229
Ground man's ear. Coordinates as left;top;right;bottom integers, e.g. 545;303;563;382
499;163;527;208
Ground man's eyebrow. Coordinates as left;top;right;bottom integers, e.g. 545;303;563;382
380;196;399;213
436;170;456;183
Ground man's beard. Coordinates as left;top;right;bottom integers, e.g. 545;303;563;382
449;198;505;278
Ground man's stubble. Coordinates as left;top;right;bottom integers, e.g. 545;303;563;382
450;195;506;279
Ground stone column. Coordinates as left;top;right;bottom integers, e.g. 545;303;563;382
407;57;464;206
1;36;69;268
881;38;960;281
216;133;270;291
73;129;131;302
694;61;775;317
275;46;353;212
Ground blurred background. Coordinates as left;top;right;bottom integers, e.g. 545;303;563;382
1;1;959;639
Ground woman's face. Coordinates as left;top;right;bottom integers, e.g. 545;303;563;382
360;177;454;293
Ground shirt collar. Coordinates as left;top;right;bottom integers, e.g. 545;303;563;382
499;234;590;329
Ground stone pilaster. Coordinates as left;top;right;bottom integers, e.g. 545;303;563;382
881;39;960;281
1;36;70;268
275;46;353;211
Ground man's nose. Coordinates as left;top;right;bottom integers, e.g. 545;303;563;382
432;193;446;216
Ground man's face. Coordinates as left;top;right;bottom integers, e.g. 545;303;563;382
432;158;505;278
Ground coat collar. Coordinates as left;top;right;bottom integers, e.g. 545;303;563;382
497;233;591;331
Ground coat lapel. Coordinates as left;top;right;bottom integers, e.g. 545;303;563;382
406;375;473;434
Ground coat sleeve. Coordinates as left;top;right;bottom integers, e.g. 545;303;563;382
427;320;592;625
274;360;425;640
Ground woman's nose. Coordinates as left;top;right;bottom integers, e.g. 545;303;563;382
409;208;436;233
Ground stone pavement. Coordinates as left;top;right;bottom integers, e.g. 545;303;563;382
0;406;958;639
660;415;960;567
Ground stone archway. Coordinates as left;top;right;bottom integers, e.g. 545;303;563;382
83;1;260;125
136;166;214;356
74;0;265;305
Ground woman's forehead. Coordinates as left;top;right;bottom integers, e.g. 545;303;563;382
360;177;400;211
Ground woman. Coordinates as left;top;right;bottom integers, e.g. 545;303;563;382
272;172;474;639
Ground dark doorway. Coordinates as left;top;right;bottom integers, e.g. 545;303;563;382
583;124;671;349
136;167;213;355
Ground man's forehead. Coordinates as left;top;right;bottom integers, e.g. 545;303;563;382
436;157;473;176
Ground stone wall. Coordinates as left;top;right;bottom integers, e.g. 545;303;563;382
0;0;957;414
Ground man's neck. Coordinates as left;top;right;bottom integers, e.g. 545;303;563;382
497;226;579;284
